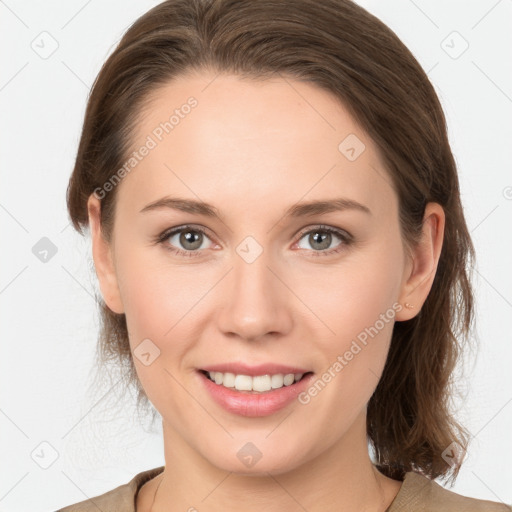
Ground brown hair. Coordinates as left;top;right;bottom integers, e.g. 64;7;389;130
66;0;476;484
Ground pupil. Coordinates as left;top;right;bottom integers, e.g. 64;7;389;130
181;230;202;250
311;231;330;250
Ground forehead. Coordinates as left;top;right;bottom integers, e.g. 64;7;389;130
116;72;396;220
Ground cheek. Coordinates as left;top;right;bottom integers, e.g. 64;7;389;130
291;237;404;413
295;264;401;435
113;248;217;399
116;257;196;414
115;244;201;337
297;243;403;343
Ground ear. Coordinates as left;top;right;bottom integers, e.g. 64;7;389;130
87;194;125;315
395;202;445;321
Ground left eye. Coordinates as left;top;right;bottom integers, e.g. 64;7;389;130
158;226;213;255
295;226;350;254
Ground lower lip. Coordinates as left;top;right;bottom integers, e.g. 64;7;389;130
197;370;315;417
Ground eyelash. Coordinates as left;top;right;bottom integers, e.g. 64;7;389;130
155;224;353;258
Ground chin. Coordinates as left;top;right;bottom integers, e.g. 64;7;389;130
204;443;306;477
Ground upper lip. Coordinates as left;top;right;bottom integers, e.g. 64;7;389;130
199;362;312;377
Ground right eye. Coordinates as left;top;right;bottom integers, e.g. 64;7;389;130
156;225;215;257
294;224;353;257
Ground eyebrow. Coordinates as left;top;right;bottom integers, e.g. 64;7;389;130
139;196;372;218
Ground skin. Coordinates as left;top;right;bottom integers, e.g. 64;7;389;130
87;71;445;512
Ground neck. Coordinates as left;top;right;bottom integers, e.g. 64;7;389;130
149;411;401;512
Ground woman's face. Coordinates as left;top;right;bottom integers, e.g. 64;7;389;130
88;71;438;475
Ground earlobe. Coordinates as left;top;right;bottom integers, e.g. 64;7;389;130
395;202;445;322
87;194;125;315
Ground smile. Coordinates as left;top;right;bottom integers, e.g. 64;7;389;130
200;370;313;393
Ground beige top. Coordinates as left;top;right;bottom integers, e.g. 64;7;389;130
56;465;512;511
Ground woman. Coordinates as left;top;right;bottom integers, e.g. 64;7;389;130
58;0;511;510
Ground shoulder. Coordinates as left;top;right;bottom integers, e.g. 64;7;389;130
389;471;512;512
55;466;165;512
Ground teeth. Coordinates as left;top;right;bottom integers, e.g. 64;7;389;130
206;371;305;392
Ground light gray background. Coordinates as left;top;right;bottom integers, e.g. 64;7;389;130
1;1;511;510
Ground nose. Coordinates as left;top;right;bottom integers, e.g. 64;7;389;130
216;249;293;342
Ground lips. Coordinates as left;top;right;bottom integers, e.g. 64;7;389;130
197;369;316;417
